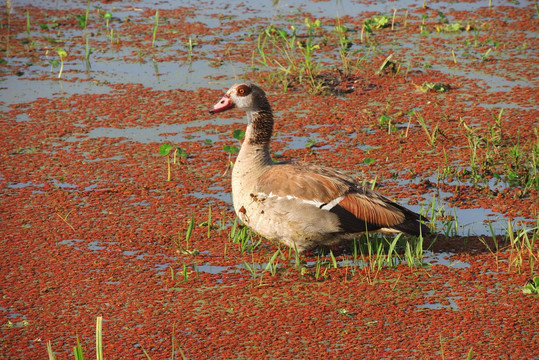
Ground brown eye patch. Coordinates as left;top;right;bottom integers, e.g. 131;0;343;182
236;84;251;97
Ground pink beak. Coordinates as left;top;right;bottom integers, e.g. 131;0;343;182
209;95;234;114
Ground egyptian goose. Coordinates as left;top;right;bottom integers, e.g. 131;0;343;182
209;82;430;253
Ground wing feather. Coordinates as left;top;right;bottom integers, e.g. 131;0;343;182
258;162;429;236
257;162;351;203
338;193;405;227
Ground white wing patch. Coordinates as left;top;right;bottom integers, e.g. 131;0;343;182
262;192;344;211
320;195;345;210
378;227;400;233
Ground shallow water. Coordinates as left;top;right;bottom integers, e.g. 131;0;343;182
2;2;537;359
1;0;536;245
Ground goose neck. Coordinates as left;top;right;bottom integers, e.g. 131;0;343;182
245;110;273;147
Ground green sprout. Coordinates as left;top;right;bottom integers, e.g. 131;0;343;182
370;15;389;29
481;48;492;62
159;143;174;181
56;48;67;78
417;82;451;93
76;2;90;28
185;35;197;62
26;9;31;38
159;143;187;181
221;130;244;175
361;15;390;42
363;158;376;165
415;111;439;147
177;213;199;256
223;145;239;170
375;53;397;75
305;136;317;149
334;20;354;76
104;12;112;28
232;128;245;141
523;277;539;295
152;9;159;47
49;59;60;73
47;316;103;360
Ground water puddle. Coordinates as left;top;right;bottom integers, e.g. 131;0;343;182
432;64;534;93
57;238;85;251
399;175;534;236
6;180;105;193
123;250;151;260
405;196;525;237
417;292;461;311
67;117;240;144
87;58;233;92
154;261;244;282
20;0;533;15
423;251;470;269
7;181;44;190
197;264;238;275
191;190;231;204
1;77;112;110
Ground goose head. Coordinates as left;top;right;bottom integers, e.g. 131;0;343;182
209;83;271;114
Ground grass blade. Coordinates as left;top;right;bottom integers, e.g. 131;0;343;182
186;213;195;249
46;341;56;360
73;334;84;360
96;316;103;360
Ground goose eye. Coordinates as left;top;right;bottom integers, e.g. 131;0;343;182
236;85;251;97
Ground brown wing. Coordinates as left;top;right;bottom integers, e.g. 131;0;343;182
338;192;404;227
258;162;429;235
257;162;350;203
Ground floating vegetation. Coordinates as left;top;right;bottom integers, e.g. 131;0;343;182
1;1;537;359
